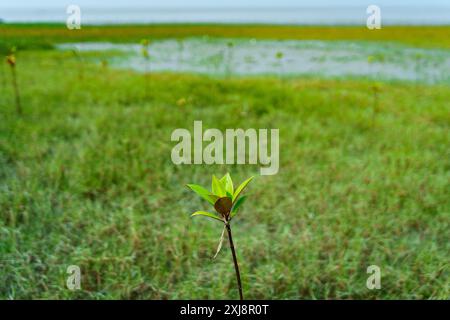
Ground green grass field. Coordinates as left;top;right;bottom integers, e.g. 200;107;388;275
0;24;449;299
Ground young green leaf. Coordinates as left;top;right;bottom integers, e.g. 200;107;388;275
219;174;227;185
187;184;215;205
232;176;254;203
230;195;247;218
191;211;223;222
209;194;221;204
212;175;226;197
221;173;234;195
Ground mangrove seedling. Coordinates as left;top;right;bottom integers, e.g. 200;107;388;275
367;54;385;80
226;41;234;77
71;48;84;80
276;51;284;79
276;51;284;60
141;39;151;97
177;38;184;71
6;49;22;115
187;173;254;300
101;59;108;70
414;53;425;85
1;54;6;91
367;55;383;126
371;82;382;127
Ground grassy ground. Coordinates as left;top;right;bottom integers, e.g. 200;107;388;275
0;25;449;299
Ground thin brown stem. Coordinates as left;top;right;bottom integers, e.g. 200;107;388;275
1;63;6;90
144;58;150;99
225;222;243;300
10;67;22;115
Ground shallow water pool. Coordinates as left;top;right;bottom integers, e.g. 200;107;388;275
59;38;450;84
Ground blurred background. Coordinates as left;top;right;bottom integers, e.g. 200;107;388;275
0;1;449;299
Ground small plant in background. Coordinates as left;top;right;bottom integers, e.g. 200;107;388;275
177;38;184;71
1;53;6;91
414;52;425;85
71;48;84;80
367;53;385;79
276;51;284;60
6;48;22;115
141;39;150;69
367;55;383;127
140;39;151;97
371;82;382;127
101;59;108;70
176;97;187;107
276;51;284;79
367;55;376;74
226;41;234;77
187;173;254;300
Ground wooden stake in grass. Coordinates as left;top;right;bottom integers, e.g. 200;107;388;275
187;174;254;300
6;52;22;115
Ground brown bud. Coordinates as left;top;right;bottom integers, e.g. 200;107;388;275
6;55;16;67
214;197;232;217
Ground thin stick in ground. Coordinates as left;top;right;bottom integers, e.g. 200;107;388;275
7;55;22;115
11;67;22;115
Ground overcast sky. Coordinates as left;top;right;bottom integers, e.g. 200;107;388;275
1;0;449;8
